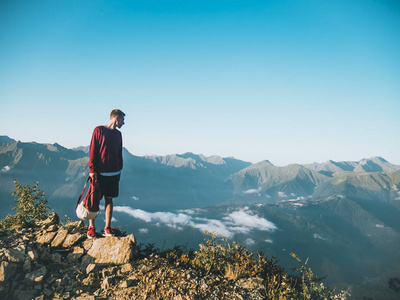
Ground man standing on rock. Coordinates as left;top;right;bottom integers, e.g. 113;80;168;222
87;109;125;238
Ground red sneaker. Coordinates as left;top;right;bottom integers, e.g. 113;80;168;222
103;227;115;237
87;226;95;239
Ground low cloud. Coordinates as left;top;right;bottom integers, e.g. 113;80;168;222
178;208;204;215
139;228;149;233
278;192;287;198
245;238;255;246
114;206;278;238
224;209;277;233
1;166;11;173
392;185;400;200
190;219;233;238
113;207;191;230
313;233;325;240
244;188;260;194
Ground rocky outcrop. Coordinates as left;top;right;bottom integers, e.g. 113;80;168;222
0;213;265;300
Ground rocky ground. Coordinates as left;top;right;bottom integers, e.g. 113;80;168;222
0;213;266;300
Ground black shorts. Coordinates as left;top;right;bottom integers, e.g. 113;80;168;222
98;174;121;198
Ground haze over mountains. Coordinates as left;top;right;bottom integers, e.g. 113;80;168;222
1;135;400;299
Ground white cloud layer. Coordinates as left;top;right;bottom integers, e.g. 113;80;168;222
113;206;277;238
392;185;400;200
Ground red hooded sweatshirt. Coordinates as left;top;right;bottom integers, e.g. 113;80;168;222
88;126;123;174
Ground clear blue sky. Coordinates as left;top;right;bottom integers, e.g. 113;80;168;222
1;0;399;166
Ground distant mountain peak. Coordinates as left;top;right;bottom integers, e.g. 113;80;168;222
366;156;389;163
254;160;273;166
0;136;16;144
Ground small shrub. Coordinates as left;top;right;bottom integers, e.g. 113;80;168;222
388;277;400;293
164;244;192;266
132;242;161;259
191;231;287;281
190;231;349;300
0;180;50;229
289;252;349;300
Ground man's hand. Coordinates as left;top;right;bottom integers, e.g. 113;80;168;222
89;172;98;182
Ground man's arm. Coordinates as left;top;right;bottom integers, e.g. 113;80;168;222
119;133;123;170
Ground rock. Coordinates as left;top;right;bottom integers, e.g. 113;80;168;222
13;288;38;300
82;238;94;251
101;266;118;279
74;294;95;300
23;257;32;272
84;234;136;265
50;229;69;248
65;220;84;230
120;279;134;288
86;263;97;275
27;250;37;260
67;246;84;262
43;288;52;296
4;246;26;263
81;277;96;287
0;261;18;282
36;232;57;244
37;213;59;227
50;252;63;263
62;232;85;248
25;267;47;284
236;277;265;290
47;262;69;271
101;276;112;290
46;225;58;232
120;263;133;274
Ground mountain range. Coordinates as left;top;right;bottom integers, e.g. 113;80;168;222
1;136;400;299
1;136;399;213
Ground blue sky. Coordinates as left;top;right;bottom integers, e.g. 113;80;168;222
1;0;399;166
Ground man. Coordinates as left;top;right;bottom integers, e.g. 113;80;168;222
87;109;125;238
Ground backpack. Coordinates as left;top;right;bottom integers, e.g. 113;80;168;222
75;176;102;220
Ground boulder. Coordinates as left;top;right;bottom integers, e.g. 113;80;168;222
120;263;133;274
84;234;136;265
46;224;58;232
36;232;57;244
24;266;47;284
65;220;84;230
27;250;37;260
0;261;18;282
50;229;69;248
62;232;85;248
67;246;85;263
4;245;26;263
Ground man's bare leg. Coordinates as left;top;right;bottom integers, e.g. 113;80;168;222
104;196;113;228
